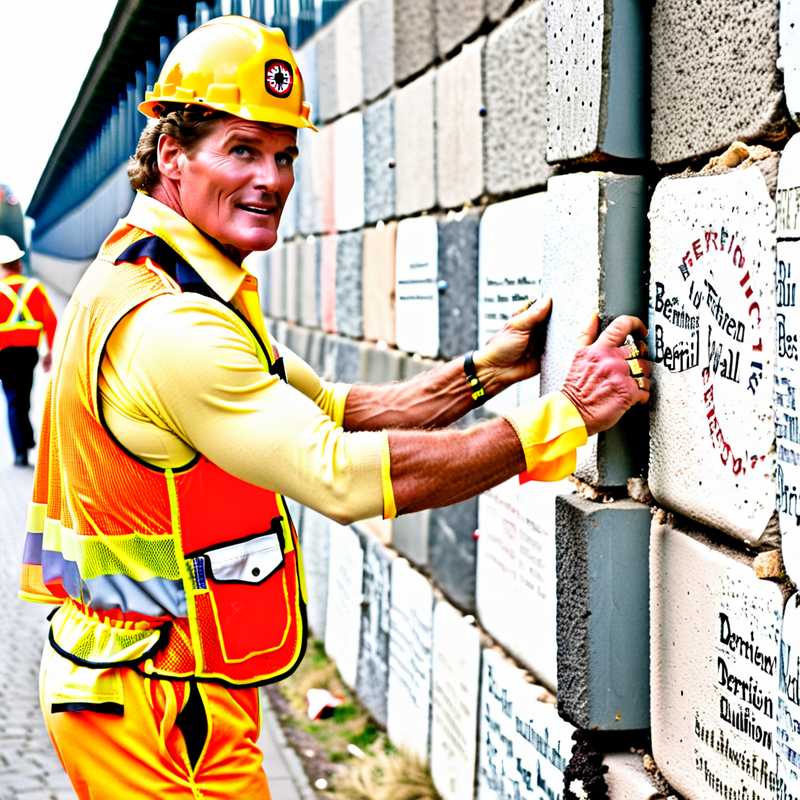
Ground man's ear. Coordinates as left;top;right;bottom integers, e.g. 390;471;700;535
157;134;184;181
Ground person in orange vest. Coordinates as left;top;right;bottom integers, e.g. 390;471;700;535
0;235;56;466
18;16;650;800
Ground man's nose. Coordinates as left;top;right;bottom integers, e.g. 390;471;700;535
254;157;282;193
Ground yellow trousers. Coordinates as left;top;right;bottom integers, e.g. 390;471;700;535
40;643;272;799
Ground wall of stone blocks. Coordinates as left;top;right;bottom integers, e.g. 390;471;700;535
251;1;800;795
44;0;800;797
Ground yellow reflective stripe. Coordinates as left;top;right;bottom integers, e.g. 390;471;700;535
41;517;181;581
26;502;46;534
166;468;204;674
0;279;41;328
381;431;397;519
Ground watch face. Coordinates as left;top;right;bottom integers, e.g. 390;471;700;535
265;60;294;98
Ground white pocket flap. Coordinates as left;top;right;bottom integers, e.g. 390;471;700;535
205;532;284;584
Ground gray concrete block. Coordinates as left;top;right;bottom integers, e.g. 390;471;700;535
268;244;287;320
284;240;300;324
296;127;324;235
307;329;327;376
556;494;651;730
298;508;331;641
436;39;484;210
325;335;368;384
437;211;480;360
395;71;437;215
335;231;364;339
400;353;438;380
435;0;484;57
279;178;298;241
547;0;648;162
283;324;313;365
316;25;338;124
541;171;649;487
363;97;396;225
361;0;395;102
364;343;404;384
321;233;338;333
298;235;321;329
651;0;786;165
355;531;396;728
273;319;289;349
362;222;397;344
394;0;436;84
484;1;552;195
295;40;320;127
392;509;430;566
428;497;478;613
334;2;364;117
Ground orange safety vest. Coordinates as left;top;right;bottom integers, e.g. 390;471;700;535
19;224;307;687
0;275;46;349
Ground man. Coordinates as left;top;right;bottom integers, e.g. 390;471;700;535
19;16;650;799
0;235;56;466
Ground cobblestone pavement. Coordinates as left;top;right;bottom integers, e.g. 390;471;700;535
0;286;313;800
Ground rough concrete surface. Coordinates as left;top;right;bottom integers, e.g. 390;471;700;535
295;127;324;236
541;171;649;487
429;497;478;612
547;0;647;162
284;240;301;324
648;165;777;542
268;243;287;320
295;40;319;127
320;233;338;333
555;494;651;730
394;70;437;216
360;0;395;101
362;221;397;344
394;0;437;84
363;96;396;225
335;231;364;339
651;0;787;165
436;39;484;210
315;24;338;124
298;236;320;330
435;0;484;57
484;1;552;196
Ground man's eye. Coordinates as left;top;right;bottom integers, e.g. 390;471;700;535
276;153;293;166
231;145;250;156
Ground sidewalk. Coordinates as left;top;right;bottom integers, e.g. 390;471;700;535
0;285;313;800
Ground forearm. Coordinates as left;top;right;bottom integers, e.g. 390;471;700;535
388;418;527;514
343;354;512;432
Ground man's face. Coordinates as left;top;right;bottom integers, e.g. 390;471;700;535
176;116;298;255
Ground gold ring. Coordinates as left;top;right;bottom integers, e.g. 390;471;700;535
627;358;643;377
635;376;646;390
627;343;640;359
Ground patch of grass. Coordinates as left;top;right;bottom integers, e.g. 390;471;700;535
271;638;441;799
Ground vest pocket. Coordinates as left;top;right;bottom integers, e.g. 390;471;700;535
196;524;292;663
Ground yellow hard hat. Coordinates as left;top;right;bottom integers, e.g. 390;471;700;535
139;15;317;131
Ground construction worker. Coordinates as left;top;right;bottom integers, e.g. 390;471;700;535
0;235;56;466
19;16;650;799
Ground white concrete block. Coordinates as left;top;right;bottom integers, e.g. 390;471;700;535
334;1;364;117
284;239;299;324
650;521;782;800
324;523;365;690
478;192;545;416
777;135;800;583
477;648;574;800
430;599;481;800
394;70;436;216
333;112;365;233
649;165;777;543
387;558;434;764
395;216;439;358
435;38;484;210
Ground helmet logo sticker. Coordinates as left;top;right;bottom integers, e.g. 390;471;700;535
265;60;294;98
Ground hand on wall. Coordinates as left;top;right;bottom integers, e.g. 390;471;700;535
561;313;650;437
473;296;552;391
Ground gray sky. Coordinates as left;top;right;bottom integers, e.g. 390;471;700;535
0;0;118;215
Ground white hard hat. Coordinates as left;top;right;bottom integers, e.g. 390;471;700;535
0;236;24;265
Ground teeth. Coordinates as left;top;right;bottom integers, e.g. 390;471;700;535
241;205;272;215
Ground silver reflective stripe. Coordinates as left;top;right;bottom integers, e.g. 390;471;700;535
206;533;283;584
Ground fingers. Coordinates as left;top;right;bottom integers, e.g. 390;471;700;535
509;296;552;332
575;312;600;348
595;315;648;349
